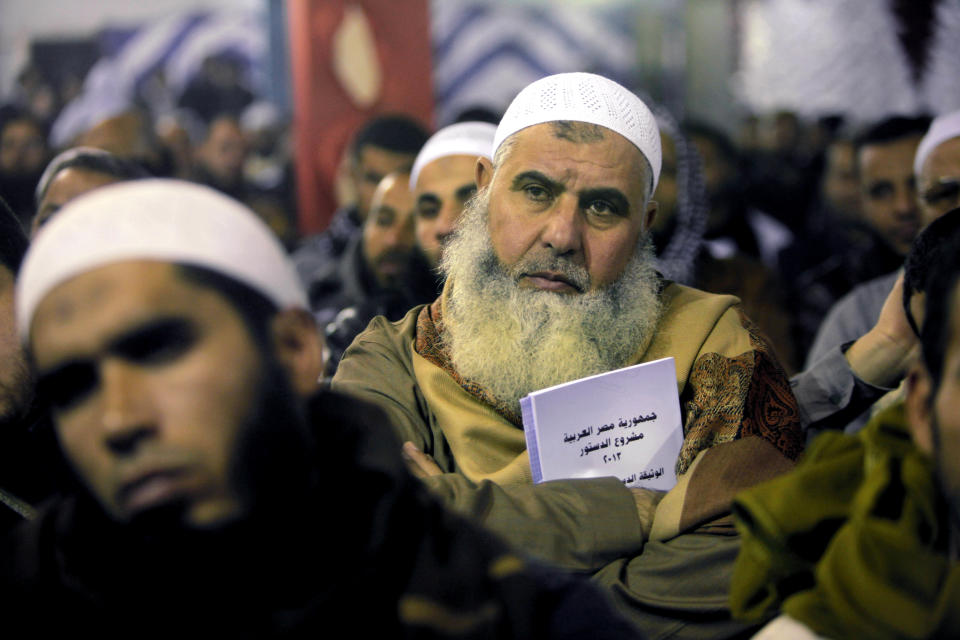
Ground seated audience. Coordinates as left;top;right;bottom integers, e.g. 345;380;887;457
731;211;960;638
333;72;804;638
802;112;960;432
2;179;640;638
791;209;960;444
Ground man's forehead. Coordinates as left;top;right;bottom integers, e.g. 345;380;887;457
921;137;960;181
373;174;414;206
29;261;219;364
33;261;180;327
501;123;648;181
416;154;478;191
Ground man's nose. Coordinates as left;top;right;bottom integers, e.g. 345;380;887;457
100;360;157;455
895;185;918;216
540;195;583;256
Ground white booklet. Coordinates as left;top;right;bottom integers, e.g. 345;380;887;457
520;357;683;491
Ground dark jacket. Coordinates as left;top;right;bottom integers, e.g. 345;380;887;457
1;390;642;639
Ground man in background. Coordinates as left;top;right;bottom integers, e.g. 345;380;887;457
293;114;429;288
410;121;496;268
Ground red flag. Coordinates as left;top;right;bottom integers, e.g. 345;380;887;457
288;0;434;235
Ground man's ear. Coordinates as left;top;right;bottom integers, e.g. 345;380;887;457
643;199;658;232
905;361;935;456
476;157;494;190
270;309;324;396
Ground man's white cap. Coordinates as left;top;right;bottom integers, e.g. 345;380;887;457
409;121;497;189
914;110;960;178
17;179;307;342
493;72;661;191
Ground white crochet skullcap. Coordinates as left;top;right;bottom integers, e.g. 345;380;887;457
410;121;497;189
914;110;960;178
493;72;661;191
18;179;307;342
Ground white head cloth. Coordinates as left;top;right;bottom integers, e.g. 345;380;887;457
914;109;960;178
493;72;661;191
17;179;307;342
410;121;497;189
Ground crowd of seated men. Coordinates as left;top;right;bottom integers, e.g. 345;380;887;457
3;59;960;639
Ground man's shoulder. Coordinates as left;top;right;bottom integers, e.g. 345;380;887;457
332;303;429;384
660;281;742;322
838;269;899;305
809;269;899;361
352;303;426;344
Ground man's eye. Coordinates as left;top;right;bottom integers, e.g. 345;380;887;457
417;203;439;219
923;181;960;205
867;183;893;200
523;184;550;201
114;322;197;367
38;363;99;412
586;200;617;216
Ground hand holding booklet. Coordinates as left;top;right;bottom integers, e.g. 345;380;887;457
520;357;683;491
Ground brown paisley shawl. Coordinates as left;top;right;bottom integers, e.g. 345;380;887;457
679;309;802;473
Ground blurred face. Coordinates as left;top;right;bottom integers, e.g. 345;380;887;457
362;173;416;287
821;140;860;220
858;135;923;256
908;285;960;527
352;145;416;220
478;123;655;294
0;119;46;175
31;261;265;528
34;168;122;236
0;265;32;428
414;154;478;267
197;118;246;184
917;137;960;227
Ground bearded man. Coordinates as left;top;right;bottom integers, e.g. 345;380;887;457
333;73;804;638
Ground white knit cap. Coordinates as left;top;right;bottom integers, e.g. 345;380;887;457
914;109;960;178
17;179;307;341
493;72;661;191
410;121;497;189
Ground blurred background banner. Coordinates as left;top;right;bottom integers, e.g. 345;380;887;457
288;0;433;234
428;1;640;126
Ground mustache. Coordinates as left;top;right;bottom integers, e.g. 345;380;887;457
373;249;413;266
505;254;591;292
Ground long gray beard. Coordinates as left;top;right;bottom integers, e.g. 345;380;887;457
440;187;663;413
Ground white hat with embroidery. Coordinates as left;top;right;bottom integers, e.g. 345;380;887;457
493;72;661;191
